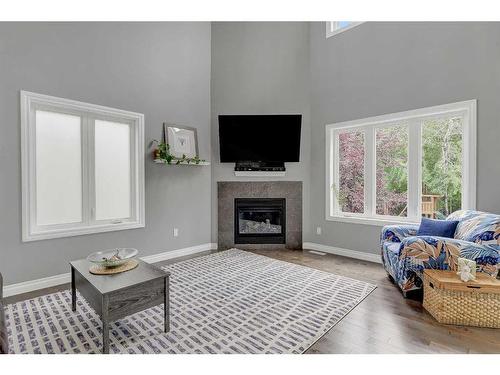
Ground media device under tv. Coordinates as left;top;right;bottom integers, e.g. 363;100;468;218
218;114;301;172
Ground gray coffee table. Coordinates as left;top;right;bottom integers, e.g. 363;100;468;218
70;258;170;354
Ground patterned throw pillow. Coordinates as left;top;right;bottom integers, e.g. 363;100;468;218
448;210;500;245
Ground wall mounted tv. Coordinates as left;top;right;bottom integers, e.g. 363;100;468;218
218;114;302;163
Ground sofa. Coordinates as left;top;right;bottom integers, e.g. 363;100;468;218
381;210;500;296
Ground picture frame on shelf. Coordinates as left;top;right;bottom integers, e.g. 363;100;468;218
163;123;198;159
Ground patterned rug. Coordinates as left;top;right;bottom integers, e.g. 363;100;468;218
6;249;376;354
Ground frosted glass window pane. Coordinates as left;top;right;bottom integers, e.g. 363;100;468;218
95;120;131;220
35;110;82;225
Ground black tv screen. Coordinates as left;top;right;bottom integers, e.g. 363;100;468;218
218;115;301;162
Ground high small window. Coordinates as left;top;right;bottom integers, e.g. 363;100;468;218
326;101;476;226
326;21;363;38
21;91;145;241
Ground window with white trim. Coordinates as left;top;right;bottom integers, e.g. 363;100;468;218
21;91;145;241
326;101;476;226
326;21;363;38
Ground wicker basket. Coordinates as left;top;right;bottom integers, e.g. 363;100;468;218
423;269;500;328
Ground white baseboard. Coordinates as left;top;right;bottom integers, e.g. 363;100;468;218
3;242;217;298
302;242;382;264
4;273;71;298
140;243;217;263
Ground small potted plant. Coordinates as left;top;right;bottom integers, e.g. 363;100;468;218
152;140;204;165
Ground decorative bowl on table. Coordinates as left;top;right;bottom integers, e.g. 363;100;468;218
87;248;139;268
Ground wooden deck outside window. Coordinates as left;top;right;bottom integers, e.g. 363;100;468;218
421;194;441;218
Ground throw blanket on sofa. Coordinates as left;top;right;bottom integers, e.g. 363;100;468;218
381;210;500;293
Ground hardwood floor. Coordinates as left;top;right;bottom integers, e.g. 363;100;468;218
5;248;500;353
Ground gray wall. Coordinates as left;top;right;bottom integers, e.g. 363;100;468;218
2;21;499;283
309;22;500;254
0;22;212;284
210;22;311;242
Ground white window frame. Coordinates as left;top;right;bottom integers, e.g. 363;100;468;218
21;91;145;241
325;100;477;226
326;22;364;38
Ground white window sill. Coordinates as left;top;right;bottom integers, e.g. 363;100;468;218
23;221;145;242
326;215;419;227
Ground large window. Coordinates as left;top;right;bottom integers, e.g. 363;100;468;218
326;101;476;225
21;91;145;241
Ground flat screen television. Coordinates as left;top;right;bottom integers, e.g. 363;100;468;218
218;114;301;162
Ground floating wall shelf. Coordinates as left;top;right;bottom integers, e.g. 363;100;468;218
154;159;210;166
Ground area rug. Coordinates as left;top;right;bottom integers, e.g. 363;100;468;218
6;249;376;354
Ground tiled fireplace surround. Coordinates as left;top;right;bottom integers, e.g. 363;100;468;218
217;181;302;250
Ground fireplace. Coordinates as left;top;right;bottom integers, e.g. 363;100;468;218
234;198;286;244
218;182;301;250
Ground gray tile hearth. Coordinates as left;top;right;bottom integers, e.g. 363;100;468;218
217;181;302;250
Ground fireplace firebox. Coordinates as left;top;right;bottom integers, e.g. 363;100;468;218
234;198;286;244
